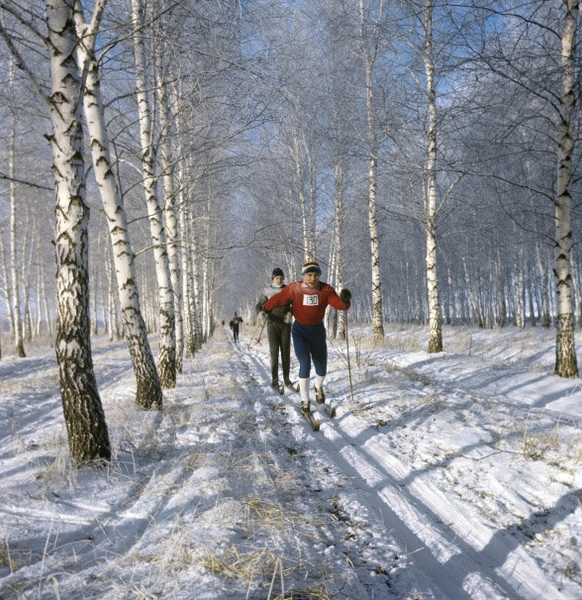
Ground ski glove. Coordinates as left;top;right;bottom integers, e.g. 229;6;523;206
340;289;352;302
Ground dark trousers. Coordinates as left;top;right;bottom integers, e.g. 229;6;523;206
292;321;327;378
267;321;291;383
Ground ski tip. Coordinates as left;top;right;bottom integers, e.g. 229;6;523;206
279;386;285;395
313;419;320;431
330;407;337;418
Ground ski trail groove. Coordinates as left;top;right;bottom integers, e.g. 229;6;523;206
244;339;564;600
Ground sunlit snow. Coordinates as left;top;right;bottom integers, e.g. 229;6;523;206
1;324;581;599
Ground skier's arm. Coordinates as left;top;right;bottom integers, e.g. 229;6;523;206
256;294;267;313
264;285;292;311
327;287;351;311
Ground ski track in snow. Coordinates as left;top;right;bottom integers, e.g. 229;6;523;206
241;335;567;600
1;325;582;598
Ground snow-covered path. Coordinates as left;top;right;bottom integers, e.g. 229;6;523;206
242;328;579;600
1;324;581;599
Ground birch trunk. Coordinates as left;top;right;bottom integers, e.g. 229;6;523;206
39;230;53;337
73;0;163;409
157;75;183;373
0;237;14;334
47;0;110;463
9;58;25;357
333;159;346;340
495;251;507;328
423;0;442;353
514;256;525;328
180;202;196;358
131;0;176;387
536;241;551;329
554;0;578;377
22;235;33;341
463;257;485;328
359;0;385;341
293;135;312;260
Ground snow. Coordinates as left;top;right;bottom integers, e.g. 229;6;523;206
1;324;582;599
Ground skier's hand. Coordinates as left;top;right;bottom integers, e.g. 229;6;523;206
340;289;351;303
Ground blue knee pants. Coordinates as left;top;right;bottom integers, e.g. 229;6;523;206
292;322;327;378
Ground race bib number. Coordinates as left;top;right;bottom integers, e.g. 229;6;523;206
303;294;319;306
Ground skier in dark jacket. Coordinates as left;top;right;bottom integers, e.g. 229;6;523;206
229;312;243;342
256;268;293;390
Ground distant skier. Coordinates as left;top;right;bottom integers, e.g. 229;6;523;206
229;312;243;343
256;267;293;391
263;260;351;414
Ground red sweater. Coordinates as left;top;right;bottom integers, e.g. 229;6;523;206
264;281;349;326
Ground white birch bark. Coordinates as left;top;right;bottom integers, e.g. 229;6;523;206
554;0;578;377
156;74;183;373
292;134;312;260
46;0;110;463
495;251;507;328
39;229;53;337
21;234;33;341
514;255;525;329
180;201;196;358
131;0;176;388
8;57;25;357
536;243;551;328
73;0;163;408
309;155;317;259
359;0;385;341
105;250;114;341
0;236;14;335
192;256;204;351
423;0;443;353
463;257;484;328
333;159;346;340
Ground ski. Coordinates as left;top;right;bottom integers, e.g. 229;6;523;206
301;407;320;431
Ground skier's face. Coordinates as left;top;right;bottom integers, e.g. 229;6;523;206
303;272;320;288
273;275;283;285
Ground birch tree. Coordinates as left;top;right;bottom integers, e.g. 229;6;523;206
359;0;385;341
554;0;579;377
131;0;176;388
0;0;111;462
8;57;25;357
48;0;110;462
466;0;581;375
421;0;443;353
155;60;183;374
73;0;163;409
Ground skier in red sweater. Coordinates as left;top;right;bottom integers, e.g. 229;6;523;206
264;260;351;414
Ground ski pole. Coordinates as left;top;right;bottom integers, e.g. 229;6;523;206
247;314;267;350
256;314;267;343
246;318;261;349
345;310;354;402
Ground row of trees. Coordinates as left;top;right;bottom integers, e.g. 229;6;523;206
1;0;582;463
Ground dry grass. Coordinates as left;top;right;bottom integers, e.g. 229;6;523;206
201;543;338;600
520;415;582;466
521;424;561;461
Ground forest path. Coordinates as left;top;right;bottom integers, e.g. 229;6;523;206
241;328;566;600
1;326;580;598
